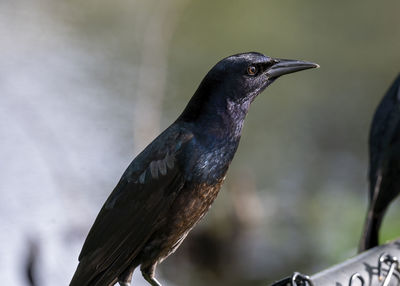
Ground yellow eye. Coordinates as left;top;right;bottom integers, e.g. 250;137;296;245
247;66;257;76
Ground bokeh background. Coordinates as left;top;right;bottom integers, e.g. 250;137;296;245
1;0;400;285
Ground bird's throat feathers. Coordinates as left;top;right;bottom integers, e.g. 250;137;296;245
178;82;251;141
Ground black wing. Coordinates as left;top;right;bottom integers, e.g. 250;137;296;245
70;124;193;286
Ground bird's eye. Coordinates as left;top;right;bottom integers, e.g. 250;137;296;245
247;66;257;76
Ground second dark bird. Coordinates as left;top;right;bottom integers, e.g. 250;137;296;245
359;74;400;252
70;52;318;286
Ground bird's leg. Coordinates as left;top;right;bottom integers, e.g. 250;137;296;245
141;264;161;286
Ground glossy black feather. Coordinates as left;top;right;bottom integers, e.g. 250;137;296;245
359;74;400;251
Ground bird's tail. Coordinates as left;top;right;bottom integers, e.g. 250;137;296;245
69;260;117;286
69;261;94;286
358;208;384;252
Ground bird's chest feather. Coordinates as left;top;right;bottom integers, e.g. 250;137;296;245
185;135;239;185
167;139;238;230
158;177;225;258
144;133;240;259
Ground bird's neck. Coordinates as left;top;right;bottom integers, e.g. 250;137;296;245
178;94;250;142
177;79;251;142
178;96;248;185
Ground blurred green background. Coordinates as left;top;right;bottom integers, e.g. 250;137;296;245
1;0;400;285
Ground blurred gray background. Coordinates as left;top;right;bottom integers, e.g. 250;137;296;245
1;0;400;285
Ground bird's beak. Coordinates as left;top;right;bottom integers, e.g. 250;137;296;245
267;58;319;79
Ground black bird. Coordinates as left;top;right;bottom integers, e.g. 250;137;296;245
70;52;318;286
359;74;400;252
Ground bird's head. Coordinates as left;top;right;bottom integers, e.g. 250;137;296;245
208;52;319;103
179;52;318;122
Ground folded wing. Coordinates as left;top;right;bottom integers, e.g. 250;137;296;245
70;126;193;286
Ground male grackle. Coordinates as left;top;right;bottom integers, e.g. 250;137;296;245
70;52;318;286
359;74;400;252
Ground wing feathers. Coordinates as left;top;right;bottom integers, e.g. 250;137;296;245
71;126;193;286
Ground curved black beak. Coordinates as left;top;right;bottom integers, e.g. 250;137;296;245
267;58;319;79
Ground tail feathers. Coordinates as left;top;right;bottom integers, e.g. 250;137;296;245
358;210;383;252
69;259;117;286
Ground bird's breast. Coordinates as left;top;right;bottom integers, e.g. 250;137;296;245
167;142;234;235
154;135;238;250
185;137;238;185
142;139;236;263
144;177;226;264
166;176;226;239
